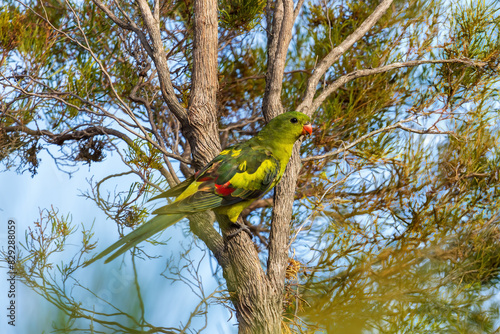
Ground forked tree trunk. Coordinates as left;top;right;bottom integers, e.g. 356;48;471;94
173;0;302;332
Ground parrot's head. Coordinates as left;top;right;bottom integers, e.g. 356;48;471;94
262;111;312;143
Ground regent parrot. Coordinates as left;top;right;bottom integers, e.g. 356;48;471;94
87;111;312;264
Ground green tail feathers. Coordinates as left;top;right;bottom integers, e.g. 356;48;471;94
85;213;186;265
149;176;195;201
86;113;313;266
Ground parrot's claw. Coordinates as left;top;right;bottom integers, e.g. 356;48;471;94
227;223;253;240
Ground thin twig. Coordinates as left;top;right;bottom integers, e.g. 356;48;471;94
309;58;489;112
297;0;395;115
303;117;415;162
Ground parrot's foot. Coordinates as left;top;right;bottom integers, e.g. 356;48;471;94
227;223;253;240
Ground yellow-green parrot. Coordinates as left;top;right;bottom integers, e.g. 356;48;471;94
87;111;312;264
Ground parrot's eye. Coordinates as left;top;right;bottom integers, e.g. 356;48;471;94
290;117;298;123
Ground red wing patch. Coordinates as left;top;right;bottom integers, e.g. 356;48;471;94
195;170;214;182
214;181;236;196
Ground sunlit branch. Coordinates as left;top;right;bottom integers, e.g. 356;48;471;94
0;74;191;165
301;116;456;162
297;0;395;115
91;0;154;56
135;0;189;124
262;0;295;118
294;0;306;21
309;58;490;112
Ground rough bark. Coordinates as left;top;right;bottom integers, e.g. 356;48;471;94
186;0;221;168
185;1;283;332
95;0;395;332
218;215;280;334
262;0;295;119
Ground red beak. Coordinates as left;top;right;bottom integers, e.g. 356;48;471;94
302;123;313;136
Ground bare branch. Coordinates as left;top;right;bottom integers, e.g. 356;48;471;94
0;73;191;165
309;58;489;112
297;0;395;115
4;124;191;165
302;119;412;162
262;0;308;308
4;124;130;145
262;0;295;119
397;124;455;136
91;0;154;57
220;116;264;132
294;0;306;21
153;0;160;21
302;117;457;162
134;0;189;123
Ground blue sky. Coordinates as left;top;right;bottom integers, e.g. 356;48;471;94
0;150;236;333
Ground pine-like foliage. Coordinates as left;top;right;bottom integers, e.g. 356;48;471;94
1;0;499;332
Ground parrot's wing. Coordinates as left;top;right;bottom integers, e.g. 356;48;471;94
149;175;196;201
153;144;281;215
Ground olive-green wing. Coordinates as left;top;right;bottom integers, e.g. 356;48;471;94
152;143;280;215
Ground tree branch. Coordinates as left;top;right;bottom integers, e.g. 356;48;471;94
5;124;124;143
0;71;192;166
3;124;191;164
220;116;264;132
293;0;306;21
134;0;189;124
262;0;295;119
91;0;154;57
297;0;395;115
309;58;490;112
260;1;306;319
301;117;456;162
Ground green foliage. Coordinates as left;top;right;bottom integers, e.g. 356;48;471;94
219;0;265;31
1;0;500;332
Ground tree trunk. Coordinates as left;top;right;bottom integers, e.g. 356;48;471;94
183;0;285;332
217;215;282;334
186;0;220;167
169;0;301;331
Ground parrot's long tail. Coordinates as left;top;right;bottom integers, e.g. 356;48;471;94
86;213;186;265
